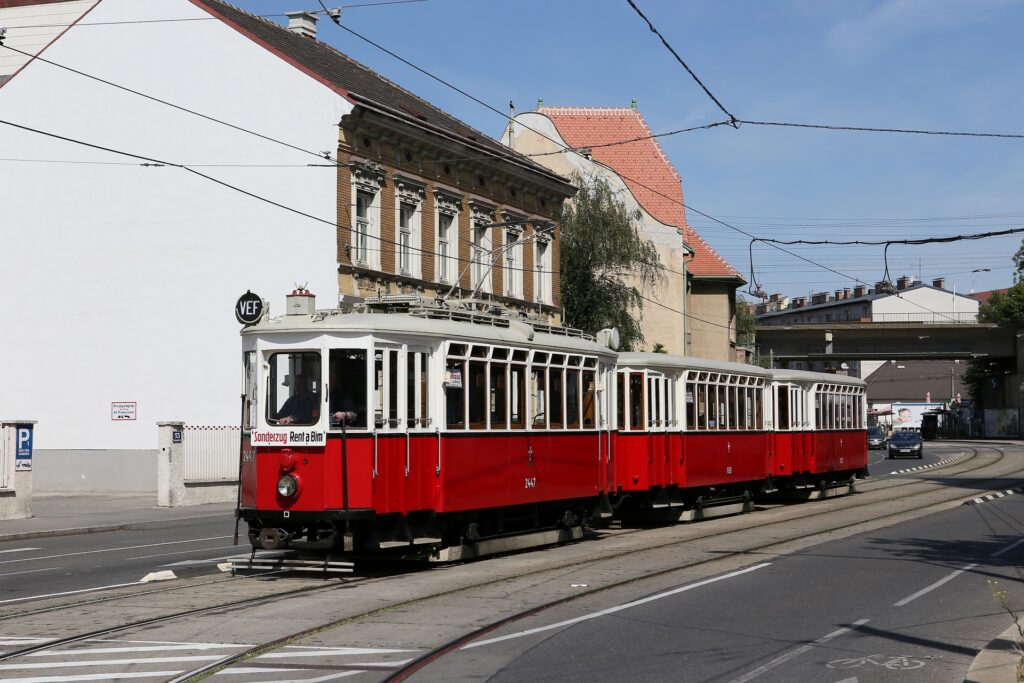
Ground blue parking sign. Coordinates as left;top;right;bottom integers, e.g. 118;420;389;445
15;425;32;471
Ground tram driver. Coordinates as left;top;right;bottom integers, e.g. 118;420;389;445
275;373;319;425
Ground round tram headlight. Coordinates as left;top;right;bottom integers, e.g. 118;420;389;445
277;473;299;498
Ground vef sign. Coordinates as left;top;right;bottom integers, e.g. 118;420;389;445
15;424;32;472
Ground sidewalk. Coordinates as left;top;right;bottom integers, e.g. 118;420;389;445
0;493;235;542
966;623;1022;683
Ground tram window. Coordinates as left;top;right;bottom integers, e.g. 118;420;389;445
328;349;367;429
615;373;625;430
471;345;488;358
583;357;597;368
728;386;738;430
629;372;644;431
710;385;718;429
512;349;528;362
449;344;467;357
445;359;466;429
685;383;696;431
568;356;582;367
405;351;429;428
648;377;659;427
550;354;565;366
387;349;399;428
717;387;727;431
267;352;321;426
755;388;764;429
532;367;547;428
493;348;510;361
419;352;429;427
243;352;257;432
490;362;508;429
697;384;707;430
815;397;822;429
740;386;747;429
582;371;595;427
468;360;487;429
510;365;526;429
533;352;548;365
549;368;565;428
566;369;580;429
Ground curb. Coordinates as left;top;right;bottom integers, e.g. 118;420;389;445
965;623;1022;683
0;513;236;543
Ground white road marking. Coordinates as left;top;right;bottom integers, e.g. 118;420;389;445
463;563;771;649
0;671;182;682
129;544;240;560
29;643;241;656
894;563;978;607
0;638;50;645
235;672;364;683
0;548;41;555
0;582;142;605
0;536;233;566
0;568;59;578
991;538;1024;558
728;619;870;683
0;654;222;670
259;648;416;658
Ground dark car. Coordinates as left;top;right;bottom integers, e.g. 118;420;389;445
867;426;887;450
888;429;923;459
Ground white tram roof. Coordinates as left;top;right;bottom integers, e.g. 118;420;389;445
769;368;866;388
241;310;616;357
617;352;774;379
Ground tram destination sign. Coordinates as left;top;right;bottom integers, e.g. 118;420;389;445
235;290;264;325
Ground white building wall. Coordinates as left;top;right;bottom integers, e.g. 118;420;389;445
871;287;979;323
0;0;352;449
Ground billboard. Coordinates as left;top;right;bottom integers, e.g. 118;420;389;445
891;402;944;430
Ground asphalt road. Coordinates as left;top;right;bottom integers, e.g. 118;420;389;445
0;516;239;606
423;473;1024;682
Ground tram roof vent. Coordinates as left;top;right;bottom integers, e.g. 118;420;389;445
286;287;315;315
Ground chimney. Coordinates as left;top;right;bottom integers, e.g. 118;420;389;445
834;289;843;301
811;291;831;305
853;285;867;297
285;10;318;39
932;277;945;290
843;288;852;300
769;293;782;302
897;276;911;290
792;297;807;308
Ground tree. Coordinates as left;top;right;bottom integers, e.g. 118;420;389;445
560;173;664;351
735;295;757;347
965;238;1024;403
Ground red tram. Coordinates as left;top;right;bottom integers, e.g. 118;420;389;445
237;291;867;557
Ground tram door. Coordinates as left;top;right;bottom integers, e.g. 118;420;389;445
647;372;672;488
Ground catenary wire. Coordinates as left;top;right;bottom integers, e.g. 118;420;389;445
625;0;737;127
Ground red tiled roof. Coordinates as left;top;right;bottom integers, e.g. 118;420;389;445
967;288;1009;306
539;106;741;280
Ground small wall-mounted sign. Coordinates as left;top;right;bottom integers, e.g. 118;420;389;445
15;424;32;472
172;429;183;444
111;402;137;421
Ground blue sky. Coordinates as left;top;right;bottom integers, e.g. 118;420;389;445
240;0;1024;298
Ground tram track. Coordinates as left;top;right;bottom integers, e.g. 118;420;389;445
1;443;1018;682
136;446;1024;680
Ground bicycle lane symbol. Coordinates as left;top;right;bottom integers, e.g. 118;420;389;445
827;653;926;670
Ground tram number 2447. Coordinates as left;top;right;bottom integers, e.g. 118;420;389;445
524;477;537;489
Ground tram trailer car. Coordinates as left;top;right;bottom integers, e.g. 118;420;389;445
238;292;618;554
609;353;774;514
769;369;868;489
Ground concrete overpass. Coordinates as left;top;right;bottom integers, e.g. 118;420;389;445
755;322;1019;362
